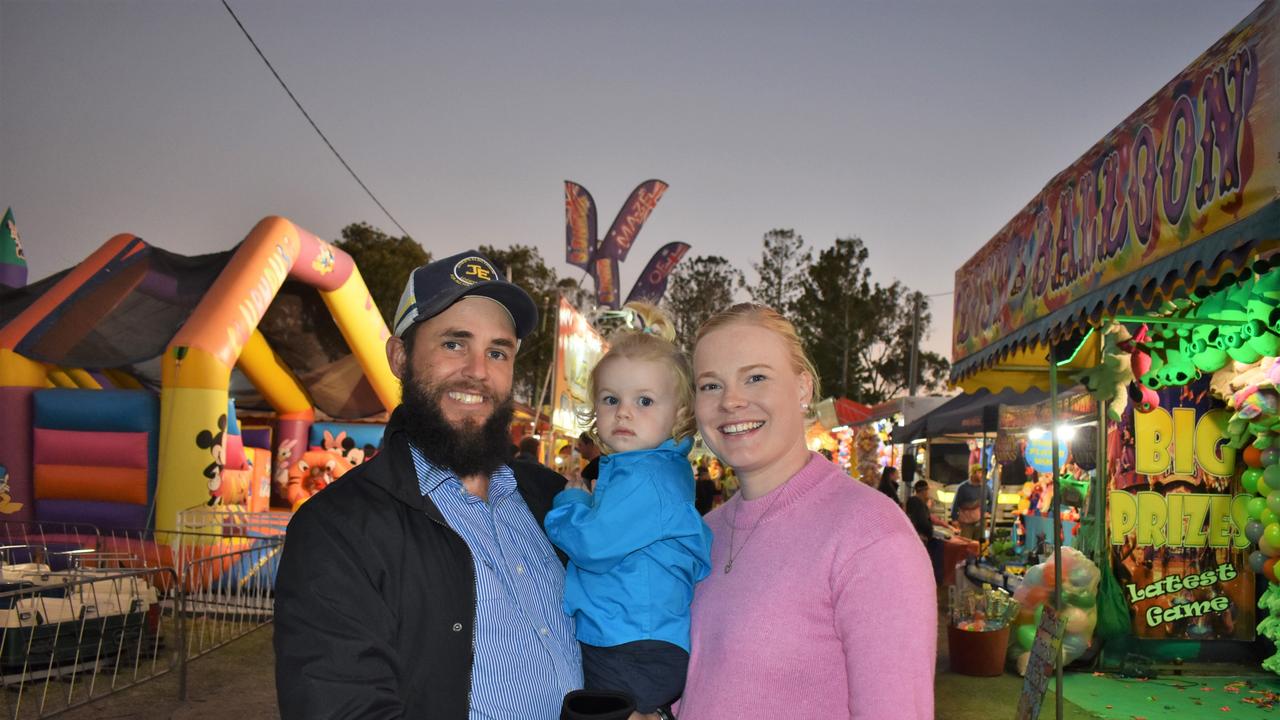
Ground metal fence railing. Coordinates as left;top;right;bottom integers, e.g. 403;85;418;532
0;514;286;719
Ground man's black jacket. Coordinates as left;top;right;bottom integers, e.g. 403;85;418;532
273;408;566;719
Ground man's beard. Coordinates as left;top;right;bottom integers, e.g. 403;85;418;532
399;371;514;479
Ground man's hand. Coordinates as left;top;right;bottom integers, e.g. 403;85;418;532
565;475;591;494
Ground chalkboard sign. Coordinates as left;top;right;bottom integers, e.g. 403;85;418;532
1016;604;1066;720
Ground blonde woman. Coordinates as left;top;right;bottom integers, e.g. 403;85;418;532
678;303;935;720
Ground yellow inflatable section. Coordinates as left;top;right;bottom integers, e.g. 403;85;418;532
155;216;397;527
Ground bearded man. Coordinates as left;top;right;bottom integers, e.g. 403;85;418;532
274;251;580;719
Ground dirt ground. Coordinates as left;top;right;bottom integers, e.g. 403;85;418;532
39;619;1103;720
52;627;278;720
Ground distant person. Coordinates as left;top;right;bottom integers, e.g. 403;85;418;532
694;465;716;515
951;464;992;540
912;479;931;506
905;496;944;585
877;466;901;506
273;251;578;718
913;479;946;528
576;431;602;489
514;435;541;464
544;303;712;718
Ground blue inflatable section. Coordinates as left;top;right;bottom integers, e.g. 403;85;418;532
34;389;159;433
308;422;384;453
32;389;160;505
221;535;282;590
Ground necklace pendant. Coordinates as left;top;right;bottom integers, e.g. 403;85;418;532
723;561;732;574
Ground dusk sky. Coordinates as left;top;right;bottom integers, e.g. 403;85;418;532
0;0;1262;360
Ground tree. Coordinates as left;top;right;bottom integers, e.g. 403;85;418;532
661;255;745;354
862;288;951;402
556;276;595;315
793;237;878;402
335;222;430;328
793;238;949;404
477;244;561;404
749;228;812;313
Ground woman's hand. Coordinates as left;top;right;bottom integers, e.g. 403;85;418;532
565;475;591;494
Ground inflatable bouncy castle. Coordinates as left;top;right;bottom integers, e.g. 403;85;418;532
0;216;397;530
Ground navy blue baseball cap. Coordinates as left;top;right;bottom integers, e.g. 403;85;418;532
392;250;539;339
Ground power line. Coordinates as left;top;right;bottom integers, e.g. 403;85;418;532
220;0;414;240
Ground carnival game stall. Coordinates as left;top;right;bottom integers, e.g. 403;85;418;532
947;0;1280;701
893;388;1050;532
844;395;946;493
809;396;872;480
995;390;1100;560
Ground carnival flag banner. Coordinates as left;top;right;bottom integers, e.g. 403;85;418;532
594;256;620;309
564;182;597;272
0;207;27;289
625;241;690;305
597;179;668;263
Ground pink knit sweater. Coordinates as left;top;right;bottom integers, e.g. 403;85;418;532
677;454;936;719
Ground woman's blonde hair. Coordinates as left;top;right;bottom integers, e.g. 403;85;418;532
583;303;697;452
694;303;822;413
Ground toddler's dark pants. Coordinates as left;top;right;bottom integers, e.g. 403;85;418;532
581;639;688;714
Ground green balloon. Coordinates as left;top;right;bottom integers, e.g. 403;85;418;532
1265;463;1280;487
1269;491;1280;517
1250;496;1268;520
1017;623;1036;651
1263;508;1279;527
1266;523;1280;549
1244;468;1264;494
1260;474;1275;498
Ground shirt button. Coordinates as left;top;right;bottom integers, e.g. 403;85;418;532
515;563;525;575
452;623;463;632
539;627;549;636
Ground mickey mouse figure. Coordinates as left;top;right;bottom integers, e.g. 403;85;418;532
196;415;227;503
342;436;377;466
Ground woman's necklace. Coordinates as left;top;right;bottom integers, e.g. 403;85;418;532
723;488;784;574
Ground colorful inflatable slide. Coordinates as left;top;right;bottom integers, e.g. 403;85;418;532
0;215;399;532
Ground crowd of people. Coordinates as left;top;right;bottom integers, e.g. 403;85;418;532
272;250;937;720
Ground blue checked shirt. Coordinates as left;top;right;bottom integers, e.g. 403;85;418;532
410;446;582;719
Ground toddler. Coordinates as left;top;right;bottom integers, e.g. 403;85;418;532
545;304;713;716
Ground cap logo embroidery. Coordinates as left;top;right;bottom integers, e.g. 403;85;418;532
452;257;497;285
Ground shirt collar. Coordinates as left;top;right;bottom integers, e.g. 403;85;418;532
409;443;517;500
